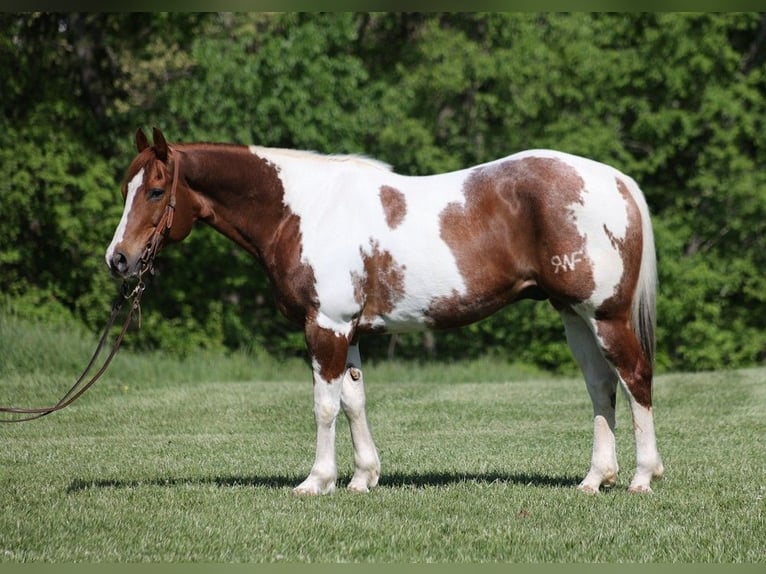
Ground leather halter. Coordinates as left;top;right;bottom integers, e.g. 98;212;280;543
0;152;181;422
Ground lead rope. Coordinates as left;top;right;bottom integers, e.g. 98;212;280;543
0;282;145;422
0;152;180;423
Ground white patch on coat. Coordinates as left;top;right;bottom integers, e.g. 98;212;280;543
573;170;630;308
105;168;144;266
248;147;471;335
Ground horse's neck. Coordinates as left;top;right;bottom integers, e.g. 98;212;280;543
183;144;287;260
184;143;393;262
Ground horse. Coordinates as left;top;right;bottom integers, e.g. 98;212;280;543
106;127;664;495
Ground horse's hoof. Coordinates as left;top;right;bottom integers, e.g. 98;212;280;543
627;484;653;494
346;482;370;493
577;483;601;494
292;478;336;496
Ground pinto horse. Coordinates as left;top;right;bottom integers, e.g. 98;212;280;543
106;128;663;494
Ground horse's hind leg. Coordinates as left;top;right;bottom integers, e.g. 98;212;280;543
561;309;620;492
594;316;663;492
563;307;663;493
341;344;381;492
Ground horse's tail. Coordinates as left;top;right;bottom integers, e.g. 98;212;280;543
628;178;657;367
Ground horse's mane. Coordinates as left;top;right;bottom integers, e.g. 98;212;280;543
248;145;393;172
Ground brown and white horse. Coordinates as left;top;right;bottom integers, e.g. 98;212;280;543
106;128;663;494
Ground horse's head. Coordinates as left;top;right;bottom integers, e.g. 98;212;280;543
105;128;194;278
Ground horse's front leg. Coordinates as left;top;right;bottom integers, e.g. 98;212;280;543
342;343;380;493
293;320;350;496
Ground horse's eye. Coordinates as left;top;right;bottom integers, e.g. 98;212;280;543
148;188;165;201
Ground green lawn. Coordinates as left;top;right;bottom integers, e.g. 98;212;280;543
0;315;764;562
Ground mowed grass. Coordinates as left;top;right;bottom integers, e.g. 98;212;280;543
1;314;764;562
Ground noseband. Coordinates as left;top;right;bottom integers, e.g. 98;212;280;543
0;152;181;422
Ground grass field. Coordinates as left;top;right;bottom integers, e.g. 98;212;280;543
1;314;764;562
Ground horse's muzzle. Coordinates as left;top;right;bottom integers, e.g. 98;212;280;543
108;249;135;278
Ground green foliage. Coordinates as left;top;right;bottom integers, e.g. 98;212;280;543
0;125;118;325
1;13;765;372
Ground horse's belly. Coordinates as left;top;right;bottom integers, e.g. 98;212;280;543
352;268;464;333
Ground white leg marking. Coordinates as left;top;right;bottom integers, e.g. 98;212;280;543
105;168;144;265
341;344;380;493
625;397;664;493
562;311;619;493
293;368;342;496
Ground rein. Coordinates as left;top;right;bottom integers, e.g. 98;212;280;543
0;153;180;423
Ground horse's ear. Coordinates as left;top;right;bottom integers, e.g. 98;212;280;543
135;128;149;152
152;127;169;161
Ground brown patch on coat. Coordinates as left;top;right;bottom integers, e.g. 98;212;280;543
379;185;407;229
596;319;653;408
427;157;595;328
304;318;350;382
264;212;320;325
185;145;347;384
181;145;320;326
184;145;288;251
171;145;324;342
351;239;406;324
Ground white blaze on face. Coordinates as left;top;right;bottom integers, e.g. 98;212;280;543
105;168;144;266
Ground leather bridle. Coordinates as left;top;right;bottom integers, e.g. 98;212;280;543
136;152;179;283
0;152;180;423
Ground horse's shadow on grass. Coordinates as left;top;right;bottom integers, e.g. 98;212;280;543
67;471;580;493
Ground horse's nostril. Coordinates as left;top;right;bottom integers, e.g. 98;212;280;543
110;251;128;275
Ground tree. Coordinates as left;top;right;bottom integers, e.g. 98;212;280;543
2;12;764;371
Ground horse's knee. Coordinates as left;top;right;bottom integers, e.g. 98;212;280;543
312;378;343;426
315;401;340;426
